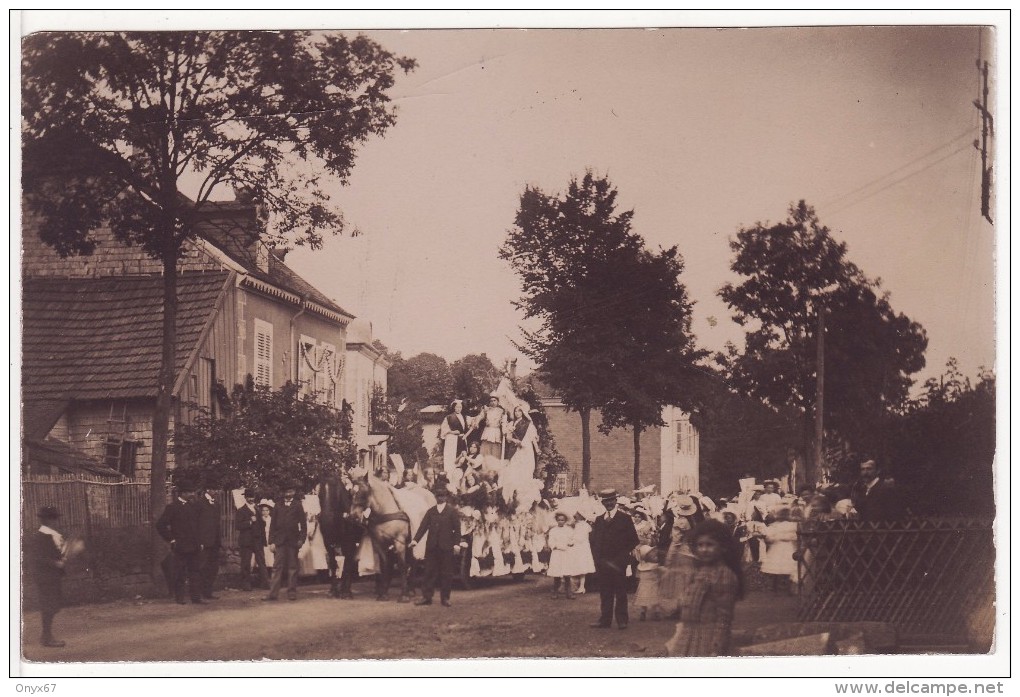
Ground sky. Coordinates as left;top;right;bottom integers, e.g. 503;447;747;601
18;13;1004;391
278;23;998;389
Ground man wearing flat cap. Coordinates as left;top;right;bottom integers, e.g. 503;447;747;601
589;488;640;630
30;506;68;647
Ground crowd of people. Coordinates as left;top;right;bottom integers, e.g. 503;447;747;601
28;430;900;658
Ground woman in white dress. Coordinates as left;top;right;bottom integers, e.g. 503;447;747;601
502;407;539;508
439;400;469;483
298;488;328;576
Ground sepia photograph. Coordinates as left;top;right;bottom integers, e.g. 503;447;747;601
12;10;1008;684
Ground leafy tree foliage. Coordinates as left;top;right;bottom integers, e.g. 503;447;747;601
174;379;358;495
501;171;654;486
719;201;927;483
880;360;995;517
370;382;428;468
692;365;803;499
596;245;708;488
21;31;415;530
387;352;454;406
450;353;501;408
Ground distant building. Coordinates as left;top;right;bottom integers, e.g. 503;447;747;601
344;319;392;470
530;378;700;496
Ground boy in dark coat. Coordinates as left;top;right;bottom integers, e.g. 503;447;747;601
31;506;67;647
235;489;270;590
411;487;462;607
589;488;640;630
264;483;307;601
156;482;204;604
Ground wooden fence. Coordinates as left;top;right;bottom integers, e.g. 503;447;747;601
796;518;996;648
22;477;240;548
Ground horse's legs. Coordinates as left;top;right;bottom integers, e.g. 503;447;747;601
395;536;411;602
375;537;389;601
325;544;340;598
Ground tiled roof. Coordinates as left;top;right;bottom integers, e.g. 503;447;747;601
24;437;126;479
193;201;353;320
22;272;230;401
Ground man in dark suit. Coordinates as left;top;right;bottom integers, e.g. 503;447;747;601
589;488;639;630
197;486;222;599
264;483;307;601
235;489;270;590
850;459;905;523
156;482;204;605
411;486;462;607
31;506;67;647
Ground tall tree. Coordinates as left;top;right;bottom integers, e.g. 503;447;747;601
879;360;995;517
500;171;645;487
450;353;501;408
719;201;927;485
21;31;415;576
387;352;454;406
597;245;707;489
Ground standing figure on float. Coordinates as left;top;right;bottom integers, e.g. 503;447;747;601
440;399;469;487
474;394;508;470
503;405;541;509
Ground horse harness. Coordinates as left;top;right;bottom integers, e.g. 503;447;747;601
368;510;410;528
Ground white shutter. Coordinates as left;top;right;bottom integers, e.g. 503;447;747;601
254;319;274;387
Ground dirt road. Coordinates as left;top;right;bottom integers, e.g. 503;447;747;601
21;576;797;663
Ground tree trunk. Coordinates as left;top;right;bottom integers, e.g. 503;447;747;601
150;246;178;581
633;425;642;491
803;412;818;488
580;407;591;490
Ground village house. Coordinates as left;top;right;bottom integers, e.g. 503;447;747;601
343;319;393;471
21;194;384;480
530;379;701;497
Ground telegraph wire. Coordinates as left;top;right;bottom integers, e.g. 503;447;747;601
825;142;973;217
819;126;978;211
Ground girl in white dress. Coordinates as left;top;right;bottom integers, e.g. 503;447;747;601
568;513;595;594
761;506;799;593
545;511;576;598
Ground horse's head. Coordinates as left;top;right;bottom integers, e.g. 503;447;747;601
348;474;372;521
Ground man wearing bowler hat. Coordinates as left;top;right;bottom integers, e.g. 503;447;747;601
30;506;68;647
235;489;270;590
264;482;307;601
156;480;204;604
589;488;639;630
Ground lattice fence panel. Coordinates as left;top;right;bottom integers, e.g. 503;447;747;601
797;519;994;640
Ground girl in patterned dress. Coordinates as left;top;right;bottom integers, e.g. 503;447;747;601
665;519;745;657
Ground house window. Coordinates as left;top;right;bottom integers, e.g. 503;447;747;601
254;319;273;387
104;437;138;477
676;420;696;456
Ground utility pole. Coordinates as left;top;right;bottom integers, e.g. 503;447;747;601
815;306;826;486
974;59;994;224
